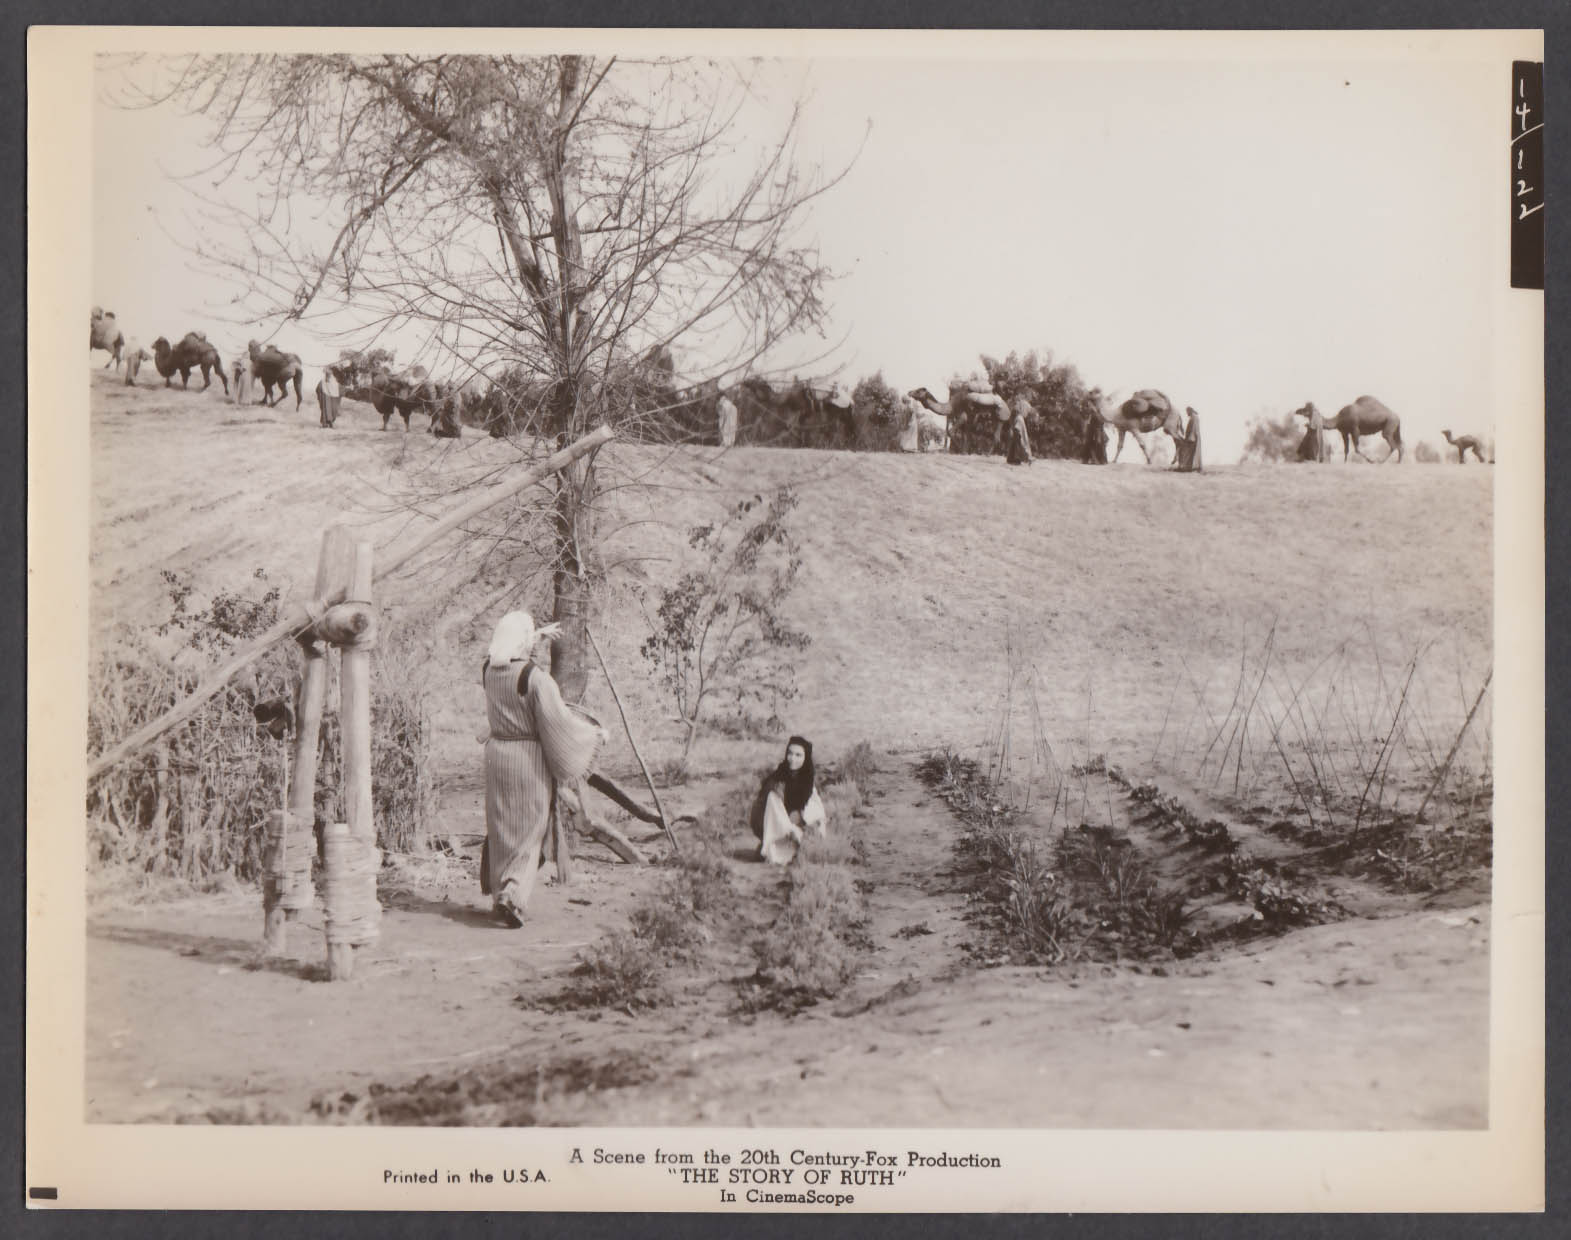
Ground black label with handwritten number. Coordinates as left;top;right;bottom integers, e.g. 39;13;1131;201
1511;61;1544;290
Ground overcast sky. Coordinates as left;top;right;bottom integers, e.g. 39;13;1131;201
93;33;1527;462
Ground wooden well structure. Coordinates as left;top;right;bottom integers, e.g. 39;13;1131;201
87;426;636;981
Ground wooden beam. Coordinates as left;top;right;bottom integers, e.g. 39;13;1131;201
586;626;679;855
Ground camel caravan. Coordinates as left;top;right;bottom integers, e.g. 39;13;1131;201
91;306;1488;466
89;305;459;437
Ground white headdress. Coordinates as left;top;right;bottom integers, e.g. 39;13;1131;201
488;610;563;664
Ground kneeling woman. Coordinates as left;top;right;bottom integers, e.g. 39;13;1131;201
751;736;826;864
480;610;603;926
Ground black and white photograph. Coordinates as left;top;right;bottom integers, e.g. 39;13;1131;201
28;25;1543;1212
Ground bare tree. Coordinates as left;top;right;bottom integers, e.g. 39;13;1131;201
116;53;853;697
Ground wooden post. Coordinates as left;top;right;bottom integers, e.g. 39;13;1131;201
322;823;353;980
327;540;378;981
553;793;573;886
264;526;354;955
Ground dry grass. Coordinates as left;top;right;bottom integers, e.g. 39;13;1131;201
87;573;439;886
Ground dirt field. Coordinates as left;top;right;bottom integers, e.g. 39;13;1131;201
84;370;1494;1128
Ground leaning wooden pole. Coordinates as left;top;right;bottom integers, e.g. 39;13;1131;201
586;626;680;856
87;425;615;782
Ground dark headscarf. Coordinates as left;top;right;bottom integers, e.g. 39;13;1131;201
769;735;816;815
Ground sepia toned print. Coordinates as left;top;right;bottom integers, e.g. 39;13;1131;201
28;25;1542;1212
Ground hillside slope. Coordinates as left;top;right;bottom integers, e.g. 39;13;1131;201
90;369;1492;785
83;369;1496;1132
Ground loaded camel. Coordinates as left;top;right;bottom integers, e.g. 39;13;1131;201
89;307;124;369
152;332;229;394
1441;430;1488;464
247;341;304;409
906;385;1011;454
1292;397;1403;463
1097;389;1186;463
729;377;857;448
369;365;454;434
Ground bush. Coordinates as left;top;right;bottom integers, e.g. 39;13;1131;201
750;856;867;1006
825;740;876;800
1240;409;1304;463
570;932;669;1011
639;487;811;760
848;372;906;452
977;350;1102;459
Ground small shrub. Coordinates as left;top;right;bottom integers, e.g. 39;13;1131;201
693;784;757;851
570;932;669;1011
798;825;857;868
651;758;689;788
840;740;877;785
638;486;812;760
628;895;707;961
917;747;978;790
749;858;866;1007
672;845;733;917
1000;832;1075;962
785;861;861;934
752;915;858;1006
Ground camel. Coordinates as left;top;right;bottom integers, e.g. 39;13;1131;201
89;307;124;369
369;365;448;432
152;332;229;394
1441;430;1487;464
906;386;1010;454
247;340;303;409
1097;389;1185;463
730;377;855;448
1292;397;1402;463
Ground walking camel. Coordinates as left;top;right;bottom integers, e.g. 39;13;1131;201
1292;397;1403;463
906;386;1010;454
89;307;124;369
1097;389;1186;463
152;332;229;394
1441;430;1487;464
247;341;305;409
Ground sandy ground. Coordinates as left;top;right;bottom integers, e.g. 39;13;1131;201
86;759;1488;1129
83;370;1494;1128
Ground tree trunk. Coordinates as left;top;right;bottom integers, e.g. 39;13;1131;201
549;420;595;703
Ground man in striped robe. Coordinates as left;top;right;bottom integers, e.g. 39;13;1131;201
480;611;604;926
